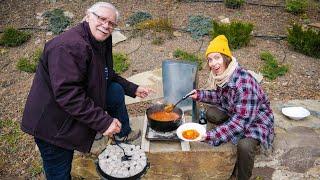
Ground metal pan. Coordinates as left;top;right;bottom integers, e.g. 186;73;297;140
95;160;149;180
146;103;183;132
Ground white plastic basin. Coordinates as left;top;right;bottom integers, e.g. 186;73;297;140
281;106;310;120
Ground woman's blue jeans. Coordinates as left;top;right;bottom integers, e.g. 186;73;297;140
105;82;131;137
35;138;74;180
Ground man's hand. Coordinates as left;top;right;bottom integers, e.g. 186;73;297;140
135;86;155;98
103;118;121;137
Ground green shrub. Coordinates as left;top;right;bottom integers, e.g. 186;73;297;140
285;0;308;14
17;48;42;73
136;18;173;33
287;24;320;59
126;11;152;26
113;53;129;74
187;15;213;39
0;27;31;47
260;51;288;80
210;21;253;49
43;9;71;35
224;0;245;9
17;57;36;73
173;49;203;70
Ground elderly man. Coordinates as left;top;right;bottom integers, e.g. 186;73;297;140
21;2;152;179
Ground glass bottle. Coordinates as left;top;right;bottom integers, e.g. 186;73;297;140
198;108;207;130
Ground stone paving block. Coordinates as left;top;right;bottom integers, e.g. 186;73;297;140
125;68;163;105
143;150;236;180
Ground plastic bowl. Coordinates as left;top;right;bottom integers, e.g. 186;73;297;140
281;106;310;120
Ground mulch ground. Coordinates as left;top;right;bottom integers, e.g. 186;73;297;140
0;0;319;178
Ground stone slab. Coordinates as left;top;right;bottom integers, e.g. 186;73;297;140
143;150;236;180
71;156;100;180
274;126;320;150
253;100;320;179
271;99;320;130
280;147;320;173
308;22;320;29
112;30;127;45
125;68;163;105
141;114;237;180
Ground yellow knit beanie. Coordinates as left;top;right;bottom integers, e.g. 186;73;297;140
205;35;232;58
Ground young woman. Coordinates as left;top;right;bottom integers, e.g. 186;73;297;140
190;35;274;180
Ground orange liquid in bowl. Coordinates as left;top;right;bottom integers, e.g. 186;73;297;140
182;129;199;140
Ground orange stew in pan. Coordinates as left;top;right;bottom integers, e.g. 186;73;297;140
182;129;199;140
149;111;180;122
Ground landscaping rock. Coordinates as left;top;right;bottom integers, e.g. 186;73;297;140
112;30;127;45
280;147;320;173
71;155;100;180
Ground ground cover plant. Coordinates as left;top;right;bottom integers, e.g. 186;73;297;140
187;15;213;39
113;52;130;73
134;18;174;43
260;51;288;80
126;11;152;26
224;0;245;9
210;21;253;49
136;18;173;34
43;9;71;35
173;49;203;69
287;24;320;59
17;48;42;73
285;0;308;14
0;27;31;47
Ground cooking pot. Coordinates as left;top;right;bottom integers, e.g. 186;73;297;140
146;104;183;132
96;161;149;180
95;142;150;180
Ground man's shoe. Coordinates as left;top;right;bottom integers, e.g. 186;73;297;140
115;130;141;142
94;133;103;140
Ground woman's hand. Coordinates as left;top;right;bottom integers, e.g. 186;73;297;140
189;89;198;100
200;133;207;142
103;118;121;137
135;86;155;98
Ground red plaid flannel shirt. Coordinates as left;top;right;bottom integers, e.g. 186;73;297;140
197;66;274;149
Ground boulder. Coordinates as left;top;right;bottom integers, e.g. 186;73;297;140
143;142;236;180
71;155;100;179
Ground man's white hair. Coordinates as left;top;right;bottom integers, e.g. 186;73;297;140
87;2;120;23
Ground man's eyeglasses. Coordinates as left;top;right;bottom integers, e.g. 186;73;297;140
91;12;118;29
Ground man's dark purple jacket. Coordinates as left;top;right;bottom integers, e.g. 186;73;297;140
21;22;138;152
